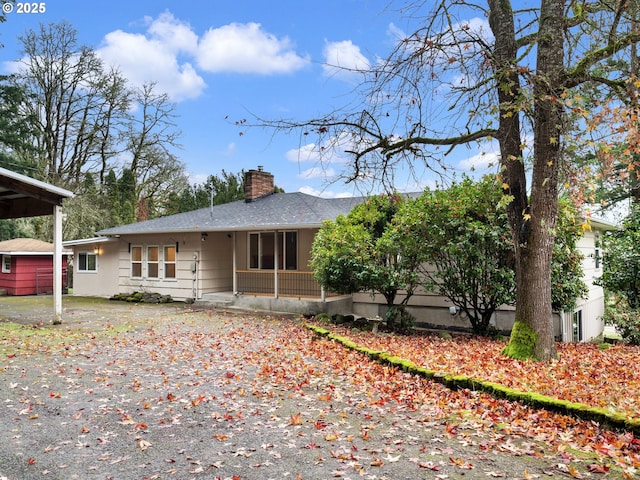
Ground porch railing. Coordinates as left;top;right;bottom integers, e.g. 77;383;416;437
236;270;340;298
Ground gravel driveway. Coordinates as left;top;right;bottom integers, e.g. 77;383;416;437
0;296;612;479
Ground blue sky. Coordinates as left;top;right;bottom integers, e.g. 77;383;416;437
0;1;496;197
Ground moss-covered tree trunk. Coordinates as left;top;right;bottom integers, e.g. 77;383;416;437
489;0;562;361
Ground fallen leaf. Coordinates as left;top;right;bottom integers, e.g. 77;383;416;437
325;431;339;441
138;439;152;451
419;461;442;470
587;463;610;473
290;412;303;425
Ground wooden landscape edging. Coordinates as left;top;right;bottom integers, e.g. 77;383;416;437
305;324;640;436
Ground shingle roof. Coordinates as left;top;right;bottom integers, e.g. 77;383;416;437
97;192;367;236
0;238;72;254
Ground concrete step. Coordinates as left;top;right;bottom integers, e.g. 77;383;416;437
198;292;236;308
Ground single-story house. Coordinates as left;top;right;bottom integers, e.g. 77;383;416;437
0;238;71;296
64;167;613;342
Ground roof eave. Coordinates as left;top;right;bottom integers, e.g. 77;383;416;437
0;251;71;255
0;166;75;199
99;224;325;236
63;237;118;247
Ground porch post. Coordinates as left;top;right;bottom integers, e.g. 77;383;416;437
274;230;279;298
52;204;63;324
232;232;237;294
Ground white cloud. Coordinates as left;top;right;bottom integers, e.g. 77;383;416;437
285;131;363;165
299;166;336;180
457;151;499;171
96;13;309;101
285;143;320;163
97;13;206;101
322;40;370;81
221;142;236;157
386;23;406;42
299;185;353;198
197;22;308;74
188;172;209;185
2;60;20;74
145;12;199;54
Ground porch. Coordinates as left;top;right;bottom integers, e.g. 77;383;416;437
235;269;342;299
200;270;350;316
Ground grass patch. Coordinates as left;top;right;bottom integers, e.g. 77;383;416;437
0;321;71;355
0;319;135;356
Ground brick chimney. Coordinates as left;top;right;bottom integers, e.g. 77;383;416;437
244;166;274;202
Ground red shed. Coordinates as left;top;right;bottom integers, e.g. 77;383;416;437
0;238;70;296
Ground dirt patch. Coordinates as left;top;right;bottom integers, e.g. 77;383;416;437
0;296;618;479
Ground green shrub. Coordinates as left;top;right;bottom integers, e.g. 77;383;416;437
601;308;640;345
385;306;415;332
313;313;331;323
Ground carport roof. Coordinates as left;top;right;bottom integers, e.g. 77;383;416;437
0;167;74;218
97;192;368;235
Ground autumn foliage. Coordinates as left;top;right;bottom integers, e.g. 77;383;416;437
1;304;639;478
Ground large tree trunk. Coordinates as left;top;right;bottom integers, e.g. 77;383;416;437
527;0;564;360
489;0;563;361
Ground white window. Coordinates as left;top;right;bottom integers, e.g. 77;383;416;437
131;246;142;278
77;252;97;272
249;231;297;270
1;255;10;273
164;245;176;279
147;246;159;278
572;310;583;342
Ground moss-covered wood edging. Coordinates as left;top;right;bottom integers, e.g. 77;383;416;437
306;324;640;435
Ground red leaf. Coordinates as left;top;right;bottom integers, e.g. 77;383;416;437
588;463;610;473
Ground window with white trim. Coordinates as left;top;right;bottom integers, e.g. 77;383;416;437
147;246;159;278
164;245;176;279
1;255;10;273
131;246;142;278
77;252;97;272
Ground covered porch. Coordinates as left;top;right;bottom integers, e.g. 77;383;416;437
235;269;341;299
217;229;342;301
